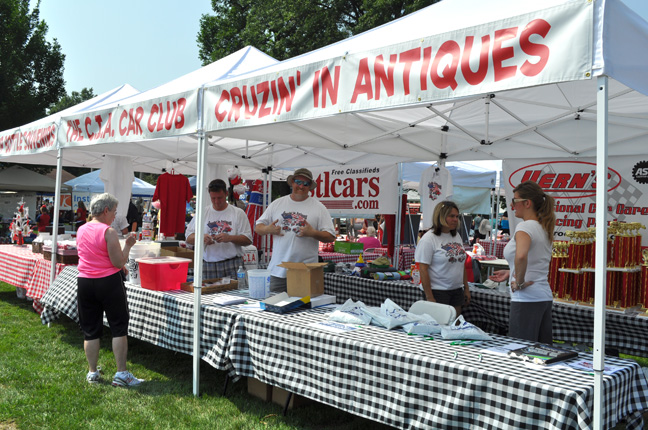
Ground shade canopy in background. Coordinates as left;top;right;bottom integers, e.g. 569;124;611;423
0;166;71;193
65;169;155;196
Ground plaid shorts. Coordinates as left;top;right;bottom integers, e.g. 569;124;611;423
202;256;243;279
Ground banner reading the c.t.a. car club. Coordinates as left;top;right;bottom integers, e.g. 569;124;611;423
503;156;648;246
308;164;398;215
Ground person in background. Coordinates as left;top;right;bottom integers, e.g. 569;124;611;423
478;215;491;239
489;181;556;343
126;199;139;233
414;200;470;316
185;179;252;279
255;168;336;292
111;215;129;235
357;226;382;250
499;211;510;235
37;207;51;232
75;201;88;230
76;193;143;387
471;214;483;245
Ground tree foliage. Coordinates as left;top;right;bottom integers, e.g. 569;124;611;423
0;0;66;131
198;0;438;64
48;87;95;115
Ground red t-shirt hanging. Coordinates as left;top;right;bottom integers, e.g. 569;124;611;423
153;173;193;236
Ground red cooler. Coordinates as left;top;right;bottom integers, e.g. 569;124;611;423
137;256;191;291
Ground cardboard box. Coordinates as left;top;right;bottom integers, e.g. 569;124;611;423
248;377;273;402
272;386;312;409
278;262;326;298
160;246;194;266
334;241;364;255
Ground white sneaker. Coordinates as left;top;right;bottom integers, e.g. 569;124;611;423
86;366;102;384
112;371;144;387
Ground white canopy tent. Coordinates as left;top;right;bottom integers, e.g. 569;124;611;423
65;169;155;196
0;2;646;424
189;1;645;426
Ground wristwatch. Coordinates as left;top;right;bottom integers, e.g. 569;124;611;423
517;281;526;290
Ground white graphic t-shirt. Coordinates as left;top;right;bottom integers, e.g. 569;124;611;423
256;195;335;278
414;230;466;291
185;204;252;262
418;166;453;230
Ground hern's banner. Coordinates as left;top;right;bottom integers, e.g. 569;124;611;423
309;164;398;216
503;156;648;246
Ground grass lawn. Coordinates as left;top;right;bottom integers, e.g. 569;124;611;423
0;282;392;430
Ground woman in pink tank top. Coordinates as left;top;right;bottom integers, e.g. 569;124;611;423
77;193;143;387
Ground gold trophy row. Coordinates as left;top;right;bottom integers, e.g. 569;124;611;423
549;222;647;310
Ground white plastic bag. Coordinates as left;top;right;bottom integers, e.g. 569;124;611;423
365;299;419;330
328;299;372;325
440;315;493;341
402;313;443;335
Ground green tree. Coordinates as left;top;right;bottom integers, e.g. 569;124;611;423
198;0;438;64
48;87;95;115
0;0;66;130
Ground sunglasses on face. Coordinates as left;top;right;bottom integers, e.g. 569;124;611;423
511;198;528;208
294;179;311;187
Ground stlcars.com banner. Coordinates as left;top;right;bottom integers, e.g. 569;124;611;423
309;164;398;215
204;2;591;131
58;90;199;148
503;156;648;246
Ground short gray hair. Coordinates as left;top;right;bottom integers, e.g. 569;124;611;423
89;193;118;217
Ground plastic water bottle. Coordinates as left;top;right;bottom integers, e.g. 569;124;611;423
141;213;153;241
236;265;247;289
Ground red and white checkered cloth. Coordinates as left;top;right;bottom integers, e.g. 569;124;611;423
478;239;509;259
0;245;73;313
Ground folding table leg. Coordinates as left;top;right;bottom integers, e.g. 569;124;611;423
222;374;229;396
283;392;293;416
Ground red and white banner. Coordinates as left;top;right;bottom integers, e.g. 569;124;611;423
204;1;591;131
503;156;648;246
309;164;398;215
0;124;57;156
58;90;199;147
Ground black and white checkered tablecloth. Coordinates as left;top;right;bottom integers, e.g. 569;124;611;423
324;273;424;309
227;305;648;430
464;288;648;358
39;266;245;374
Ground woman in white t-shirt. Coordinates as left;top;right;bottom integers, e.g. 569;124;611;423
489;181;556;343
414;201;470;316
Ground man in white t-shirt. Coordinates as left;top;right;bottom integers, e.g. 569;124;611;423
255;168;336;292
111;215;129;235
186;179;252;279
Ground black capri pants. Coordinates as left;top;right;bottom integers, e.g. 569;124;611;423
77;271;129;340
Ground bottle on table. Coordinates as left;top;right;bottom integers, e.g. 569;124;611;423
141;212;153;241
237;265;247;289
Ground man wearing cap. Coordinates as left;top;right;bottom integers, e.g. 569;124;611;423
186;179;252;279
255;168;336;292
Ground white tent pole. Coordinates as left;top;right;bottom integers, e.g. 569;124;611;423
192;87;207;397
49;147;64;284
592;75;609;430
394;163;403;269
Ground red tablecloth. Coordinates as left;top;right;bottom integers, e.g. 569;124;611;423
0;245;73;313
478;239;509;259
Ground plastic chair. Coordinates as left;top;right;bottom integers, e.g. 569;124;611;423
409;301;457;325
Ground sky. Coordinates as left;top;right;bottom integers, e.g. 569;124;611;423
35;0;214;95
36;0;648;96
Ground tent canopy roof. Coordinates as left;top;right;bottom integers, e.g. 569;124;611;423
65;170;156;196
0;166;71;192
